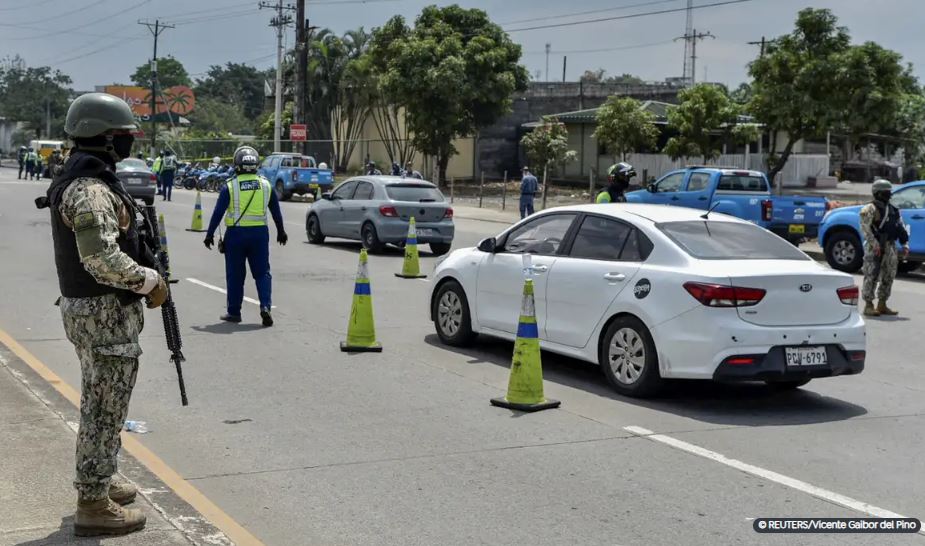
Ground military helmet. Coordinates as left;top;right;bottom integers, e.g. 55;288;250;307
872;179;893;193
233;146;259;173
65;92;137;138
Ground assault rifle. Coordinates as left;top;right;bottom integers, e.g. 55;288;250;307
139;204;189;406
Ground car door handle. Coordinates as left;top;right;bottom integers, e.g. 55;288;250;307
698;196;708;201
912;215;925;220
532;264;549;273
360;206;367;211
670;196;680;201
603;272;626;282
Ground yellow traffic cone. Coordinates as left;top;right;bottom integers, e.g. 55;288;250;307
185;190;206;232
490;278;560;412
340;248;383;352
395;216;426;279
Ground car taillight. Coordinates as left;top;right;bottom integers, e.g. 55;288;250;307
761;199;773;222
444;207;453;219
848;350;866;362
837;285;859;305
149;174;156;184
683;282;766;307
379;205;398;217
725;356;757;366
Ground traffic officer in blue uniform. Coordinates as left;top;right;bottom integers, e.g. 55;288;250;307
203;146;287;326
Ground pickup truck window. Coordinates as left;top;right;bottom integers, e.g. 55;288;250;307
656;172;685;193
687;172;711;191
657;220;809;260
892;187;925;209
717;175;768;192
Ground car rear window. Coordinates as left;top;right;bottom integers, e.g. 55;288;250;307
386;184;444;202
717;175;768;192
657;220;809;260
117;159;146;169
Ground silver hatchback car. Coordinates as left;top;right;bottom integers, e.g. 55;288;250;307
306;176;455;255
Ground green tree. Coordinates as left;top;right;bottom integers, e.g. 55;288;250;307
194;62;268;120
893;90;925;163
0;56;72;138
187;96;253;135
330;28;374;172
663;84;755;161
730;82;752;105
521;116;577;208
368;5;528;184
593;96;658;161
579;69;644;85
747;8;909;183
131;55;191;88
257;101;293;141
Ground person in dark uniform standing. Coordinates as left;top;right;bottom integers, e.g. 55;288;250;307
519;166;538;218
204;146;287;326
860;179;910;316
17;145;27;179
42;92;167;536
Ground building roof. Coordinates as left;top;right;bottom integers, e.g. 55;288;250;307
522;100;757;129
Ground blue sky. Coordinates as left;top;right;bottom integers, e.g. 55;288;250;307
2;0;923;90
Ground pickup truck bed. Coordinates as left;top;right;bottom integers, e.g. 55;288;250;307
258;153;334;201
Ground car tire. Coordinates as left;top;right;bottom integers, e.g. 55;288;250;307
765;378;811;391
306;213;325;244
599;315;663;397
897;261;920;275
824;230;863;273
430;242;452;256
275;180;291;201
361;222;384;253
432;280;475;346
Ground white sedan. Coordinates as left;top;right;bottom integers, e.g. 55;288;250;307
429;204;866;397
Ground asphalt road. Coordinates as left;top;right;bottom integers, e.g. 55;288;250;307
1;168;923;545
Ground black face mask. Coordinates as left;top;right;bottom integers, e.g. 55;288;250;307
111;134;134;160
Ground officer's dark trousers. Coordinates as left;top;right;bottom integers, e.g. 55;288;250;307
161;170;174;201
519;195;535;219
17;161;24;179
25;161;35;179
223;225;271;317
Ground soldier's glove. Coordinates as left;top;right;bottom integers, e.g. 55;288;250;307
277;231;288;246
146;276;169;309
873;244;882;257
204;235;214;250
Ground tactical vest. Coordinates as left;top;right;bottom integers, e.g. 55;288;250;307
45;152;143;300
225;174;271;227
871;201;906;243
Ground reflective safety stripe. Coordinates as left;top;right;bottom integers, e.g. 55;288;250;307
516;321;539;339
225;174;270;226
354;282;371;295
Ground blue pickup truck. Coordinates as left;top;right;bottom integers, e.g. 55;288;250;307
818;181;925;274
626;167;829;242
258;153;334;201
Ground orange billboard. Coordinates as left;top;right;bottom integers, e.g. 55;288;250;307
104;85;196;119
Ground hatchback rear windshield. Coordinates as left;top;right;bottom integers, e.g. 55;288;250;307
717;175;768;192
116;158;147;169
386;184;444;202
657;220;809;260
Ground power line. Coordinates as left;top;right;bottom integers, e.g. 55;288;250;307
523;39;676;55
174;7;260;25
259;0;295;152
504;0;757;33
4;0;151;41
138;19;175;155
500;0;680;26
4;0;108;25
0;0;56;11
674;29;714;85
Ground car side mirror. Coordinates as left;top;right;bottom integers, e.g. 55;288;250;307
322;192;334;200
647;183;657;193
477;237;497;253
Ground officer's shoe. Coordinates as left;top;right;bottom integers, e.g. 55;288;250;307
863;301;880;317
877;301;898;316
260;307;273;327
109;478;137;505
220;313;242;323
74;498;146;537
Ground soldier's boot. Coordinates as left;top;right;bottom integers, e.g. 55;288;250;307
109;478;137;505
877;301;898;316
862;301;880;317
74;498;146;537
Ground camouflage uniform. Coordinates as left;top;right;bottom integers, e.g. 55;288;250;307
859;203;900;303
57;178;154;501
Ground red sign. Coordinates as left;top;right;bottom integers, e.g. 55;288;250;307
290;124;307;141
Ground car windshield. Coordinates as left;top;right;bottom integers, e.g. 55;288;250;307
385;184;443;202
116;158;147;169
657;220;809;260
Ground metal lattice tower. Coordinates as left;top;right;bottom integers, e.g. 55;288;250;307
681;0;694;83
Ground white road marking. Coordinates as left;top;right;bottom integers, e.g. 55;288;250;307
624;426;922;532
185;277;276;308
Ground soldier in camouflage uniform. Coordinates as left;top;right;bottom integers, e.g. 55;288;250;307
860;179;910;317
43;93;168;536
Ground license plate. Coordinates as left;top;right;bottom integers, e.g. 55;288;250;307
416;228;433;237
124;177;146;185
309;183;319;189
788;224;805;234
784;346;827;366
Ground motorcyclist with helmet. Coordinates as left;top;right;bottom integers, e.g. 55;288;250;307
596;162;636;203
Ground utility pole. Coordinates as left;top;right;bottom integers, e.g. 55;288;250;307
674;28;714;85
259;1;294;153
294;0;307;155
138;19;174;156
561;56;567;82
545;43;550;82
747;36;776;57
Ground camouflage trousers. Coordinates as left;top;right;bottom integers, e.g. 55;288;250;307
60;293;144;501
861;240;899;303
